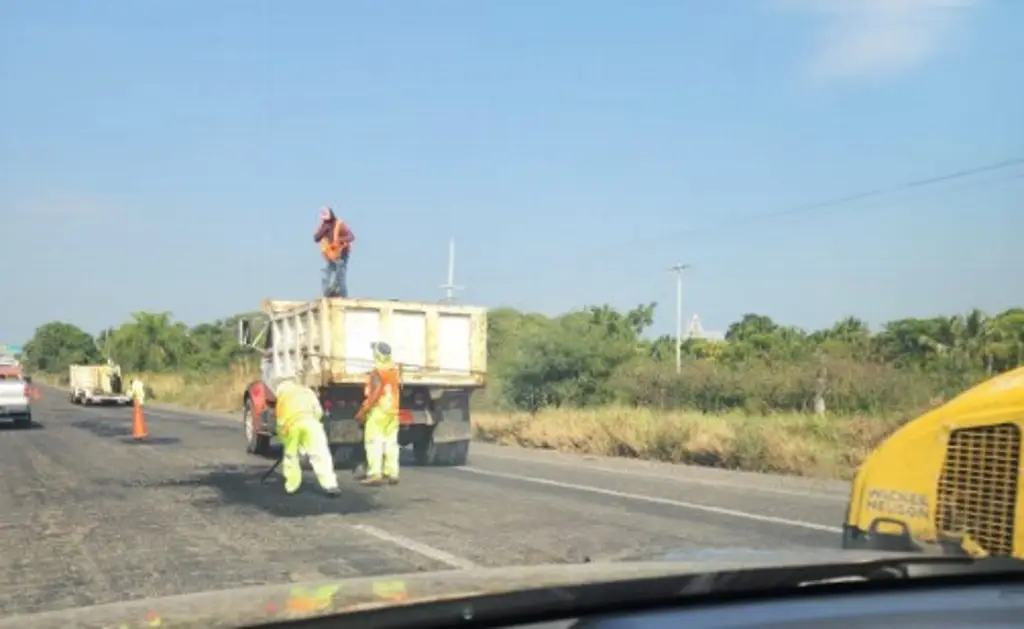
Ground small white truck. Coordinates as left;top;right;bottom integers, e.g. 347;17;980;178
0;375;32;428
68;363;132;406
237;297;488;468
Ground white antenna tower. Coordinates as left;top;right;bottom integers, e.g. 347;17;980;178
440;237;464;303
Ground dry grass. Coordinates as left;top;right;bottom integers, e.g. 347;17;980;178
36;367;907;479
471;407;904;479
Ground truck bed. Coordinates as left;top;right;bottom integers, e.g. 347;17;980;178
261;297;488;388
68;364;130;404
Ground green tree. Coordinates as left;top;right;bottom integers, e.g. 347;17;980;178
22;302;1024;417
21;322;101;373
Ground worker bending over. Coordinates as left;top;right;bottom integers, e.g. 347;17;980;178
355;342;401;486
313;206;355;298
273;377;341;496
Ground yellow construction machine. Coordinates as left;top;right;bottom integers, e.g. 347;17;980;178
842;365;1024;558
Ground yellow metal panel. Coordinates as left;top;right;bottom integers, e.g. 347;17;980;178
847;365;1024;557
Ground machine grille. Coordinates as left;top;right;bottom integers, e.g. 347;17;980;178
935;423;1021;557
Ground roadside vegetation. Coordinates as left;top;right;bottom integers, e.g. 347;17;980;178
20;305;1024;479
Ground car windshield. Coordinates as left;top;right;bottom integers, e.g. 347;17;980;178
1;1;1021;627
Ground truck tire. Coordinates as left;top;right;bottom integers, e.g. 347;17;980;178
243;400;271;456
413;434;469;467
14;414;31;429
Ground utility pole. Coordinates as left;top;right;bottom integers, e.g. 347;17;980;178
669;264;691;374
440;238;464;303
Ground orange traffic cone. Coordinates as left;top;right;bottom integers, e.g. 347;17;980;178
131;399;148;440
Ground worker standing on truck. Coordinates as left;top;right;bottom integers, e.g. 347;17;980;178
355;342;401;486
313;206;355;299
273;377;341;496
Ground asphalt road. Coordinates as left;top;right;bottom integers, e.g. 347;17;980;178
0;387;852;616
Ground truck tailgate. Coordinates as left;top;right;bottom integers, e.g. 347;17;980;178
262;297;488;387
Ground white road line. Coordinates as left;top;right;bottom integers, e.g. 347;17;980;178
350;524;480;570
457;467;843;534
133;404;842;501
475;449;847;501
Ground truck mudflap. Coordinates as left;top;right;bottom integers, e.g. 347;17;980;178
322;416;471;444
325;418;363;444
432;415;472;443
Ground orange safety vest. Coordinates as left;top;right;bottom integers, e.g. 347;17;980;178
320;220;351;262
364;365;400;414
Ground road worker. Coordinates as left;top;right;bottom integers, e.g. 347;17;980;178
130;377;146;406
313;206;355;298
273;377;341;496
100;359;117;394
354;342;401;486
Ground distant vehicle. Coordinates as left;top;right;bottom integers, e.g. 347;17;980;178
68;362;132;406
0;374;33;428
843;365;1024;558
236;297;488;469
0;361;22;381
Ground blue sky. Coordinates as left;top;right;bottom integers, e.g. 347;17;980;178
1;0;1021;344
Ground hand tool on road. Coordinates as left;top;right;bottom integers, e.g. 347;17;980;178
261;454;283;483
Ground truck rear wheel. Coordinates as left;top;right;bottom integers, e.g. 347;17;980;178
243;400;271;456
413;433;469;466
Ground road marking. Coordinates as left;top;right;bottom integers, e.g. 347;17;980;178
350;524;480;570
457;467;843;534
474;449;847;501
146;404;843;501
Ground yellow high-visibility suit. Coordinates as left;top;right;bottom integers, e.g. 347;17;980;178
130;378;146;405
274;379;340;495
356;344;401;484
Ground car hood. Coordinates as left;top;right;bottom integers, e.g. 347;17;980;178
0;548;917;629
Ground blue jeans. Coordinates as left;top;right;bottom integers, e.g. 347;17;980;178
322;255;349;298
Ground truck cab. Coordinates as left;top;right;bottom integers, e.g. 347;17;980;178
842;366;1024;558
237;297;487;469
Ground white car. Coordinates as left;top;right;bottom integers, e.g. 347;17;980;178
0;376;32;429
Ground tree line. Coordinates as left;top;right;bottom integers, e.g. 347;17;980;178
19;305;1024;416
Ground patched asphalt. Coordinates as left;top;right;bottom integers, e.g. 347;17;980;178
0;387;847;616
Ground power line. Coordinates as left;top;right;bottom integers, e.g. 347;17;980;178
505;157;1023;278
663;157;1024;242
709;157;1024;231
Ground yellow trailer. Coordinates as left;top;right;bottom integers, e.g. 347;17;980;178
842;365;1024;558
237;297;488;468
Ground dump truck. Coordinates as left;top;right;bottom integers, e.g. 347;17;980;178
68;363;131;405
237;297;487;468
842;365;1024;558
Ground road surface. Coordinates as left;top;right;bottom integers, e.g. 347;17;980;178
0;387;851;616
